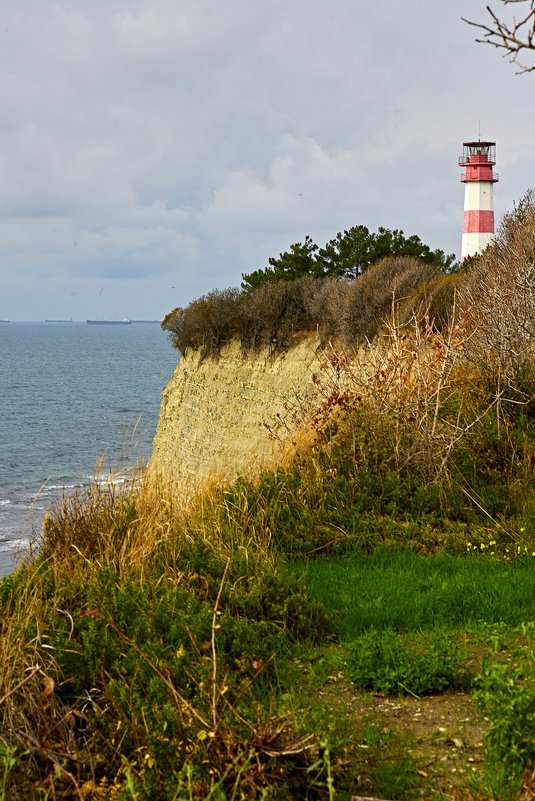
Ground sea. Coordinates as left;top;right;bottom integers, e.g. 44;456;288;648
0;322;179;576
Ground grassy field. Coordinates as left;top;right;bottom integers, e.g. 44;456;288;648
299;549;535;636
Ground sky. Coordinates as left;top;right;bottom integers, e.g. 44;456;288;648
1;0;534;321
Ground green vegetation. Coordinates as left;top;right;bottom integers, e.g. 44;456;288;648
347;629;472;696
3;194;535;798
300;550;535;637
241;225;457;291
475;626;535;797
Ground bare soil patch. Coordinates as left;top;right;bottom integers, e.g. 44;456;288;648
319;673;489;798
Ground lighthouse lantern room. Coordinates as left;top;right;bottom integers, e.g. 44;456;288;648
459;140;499;262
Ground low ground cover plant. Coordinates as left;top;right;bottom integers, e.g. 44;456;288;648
347;629;472;696
475;623;535;799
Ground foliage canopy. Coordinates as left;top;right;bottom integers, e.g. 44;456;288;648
241;225;457;292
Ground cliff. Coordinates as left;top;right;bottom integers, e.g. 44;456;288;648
149;337;323;495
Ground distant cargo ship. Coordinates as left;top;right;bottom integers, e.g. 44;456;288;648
45;317;73;323
86;318;132;325
131;319;161;324
0;318;9;323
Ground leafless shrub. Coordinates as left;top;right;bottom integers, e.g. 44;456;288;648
286;300;498;484
302;277;351;344
459;189;535;386
238;277;316;353
341;257;445;346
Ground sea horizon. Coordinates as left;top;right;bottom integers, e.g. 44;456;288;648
0;321;178;576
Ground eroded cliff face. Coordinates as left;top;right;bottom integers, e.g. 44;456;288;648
149;337;322;494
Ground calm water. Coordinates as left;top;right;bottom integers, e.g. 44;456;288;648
0;322;178;572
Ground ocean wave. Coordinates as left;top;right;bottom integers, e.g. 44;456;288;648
0;499;11;506
95;474;127;487
41;483;83;492
0;537;30;553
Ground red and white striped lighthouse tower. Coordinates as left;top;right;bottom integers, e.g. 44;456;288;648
459;140;499;261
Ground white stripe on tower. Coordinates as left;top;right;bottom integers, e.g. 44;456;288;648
459;141;498;262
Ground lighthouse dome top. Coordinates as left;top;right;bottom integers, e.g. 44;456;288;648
463;141;495;148
459;141;496;168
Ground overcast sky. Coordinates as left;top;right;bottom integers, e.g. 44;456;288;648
1;0;533;321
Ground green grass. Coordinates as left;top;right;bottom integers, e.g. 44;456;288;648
297;548;535;638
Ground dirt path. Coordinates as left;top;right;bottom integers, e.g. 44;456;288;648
319;676;489;798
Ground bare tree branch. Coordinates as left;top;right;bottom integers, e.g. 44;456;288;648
463;1;535;73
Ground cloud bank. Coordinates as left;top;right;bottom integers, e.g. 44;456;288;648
0;0;533;319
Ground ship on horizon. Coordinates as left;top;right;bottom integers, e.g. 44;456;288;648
86;318;132;325
45;317;73;323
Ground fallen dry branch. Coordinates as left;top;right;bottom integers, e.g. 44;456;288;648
0;664;42;708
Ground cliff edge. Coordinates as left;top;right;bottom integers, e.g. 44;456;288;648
149;337;322;495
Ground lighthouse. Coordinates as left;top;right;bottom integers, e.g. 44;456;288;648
459;140;499;261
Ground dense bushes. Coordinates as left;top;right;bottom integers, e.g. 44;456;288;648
162;279;315;358
460;189;535;386
340;256;442;343
475;622;535;798
162;258;457;357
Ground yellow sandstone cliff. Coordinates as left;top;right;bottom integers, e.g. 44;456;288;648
149;337;323;495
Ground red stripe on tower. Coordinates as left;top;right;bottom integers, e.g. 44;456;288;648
463;210;495;234
459;140;498;262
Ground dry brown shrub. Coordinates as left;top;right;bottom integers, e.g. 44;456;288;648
301;276;350;344
300;300;496;483
341;256;443;346
231;277;317;354
195;288;243;359
460;189;535;386
401;273;460;331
